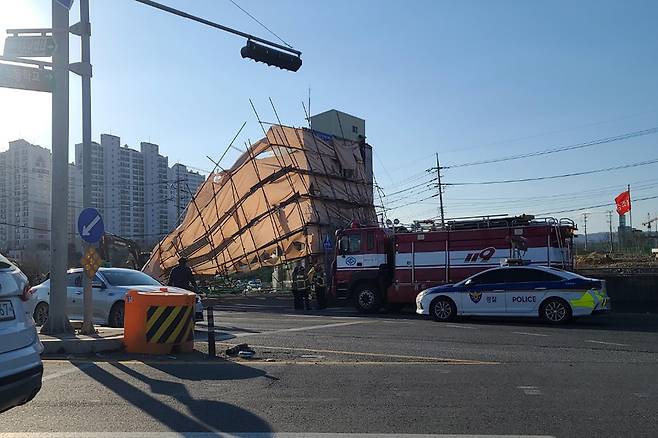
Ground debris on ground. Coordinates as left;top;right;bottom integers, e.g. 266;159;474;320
226;343;255;358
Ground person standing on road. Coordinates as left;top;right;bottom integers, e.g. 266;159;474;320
168;257;198;292
291;264;306;310
313;264;327;310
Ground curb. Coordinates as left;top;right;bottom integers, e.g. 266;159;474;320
40;335;124;355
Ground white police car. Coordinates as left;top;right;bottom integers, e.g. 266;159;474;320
416;264;610;324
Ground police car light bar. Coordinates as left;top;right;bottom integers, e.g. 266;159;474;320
501;258;531;266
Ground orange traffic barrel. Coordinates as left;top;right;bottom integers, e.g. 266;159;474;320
124;288;196;354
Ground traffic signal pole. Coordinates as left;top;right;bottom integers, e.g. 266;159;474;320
41;0;73;335
133;0;302;71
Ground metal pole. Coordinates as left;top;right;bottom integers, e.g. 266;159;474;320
628;184;632;229
79;0;95;335
132;0;301;56
206;306;216;358
435;153;445;228
607;210;614;253
582;212;589;251
41;0;73;335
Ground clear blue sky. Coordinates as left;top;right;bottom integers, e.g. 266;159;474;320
1;0;658;233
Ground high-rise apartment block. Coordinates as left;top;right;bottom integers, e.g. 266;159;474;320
1;136;205;262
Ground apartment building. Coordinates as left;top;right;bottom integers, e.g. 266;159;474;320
168;163;206;228
0;140;52;260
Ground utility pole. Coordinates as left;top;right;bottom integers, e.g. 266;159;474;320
582;212;589;252
77;0;95;335
435;153;445;228
607;210;614;253
41;0;73;335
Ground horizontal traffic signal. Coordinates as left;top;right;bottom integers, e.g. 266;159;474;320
240;40;302;72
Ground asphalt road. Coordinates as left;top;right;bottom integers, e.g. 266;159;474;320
3;295;658;437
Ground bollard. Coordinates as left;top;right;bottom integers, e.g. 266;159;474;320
124;289;195;355
207;306;216;358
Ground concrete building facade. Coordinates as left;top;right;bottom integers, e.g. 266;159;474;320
167;163;206;228
0;140;53;263
74;135;203;247
309;109;373;203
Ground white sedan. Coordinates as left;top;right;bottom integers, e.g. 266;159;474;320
416;265;610;324
28;268;204;327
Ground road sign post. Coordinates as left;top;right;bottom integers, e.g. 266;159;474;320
77;208;104;335
41;0;73;335
323;234;332;292
74;0;94;335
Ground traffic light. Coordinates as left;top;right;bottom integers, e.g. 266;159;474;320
241;40;302;72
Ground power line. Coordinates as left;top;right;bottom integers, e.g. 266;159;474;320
227;0;293;49
445;157;658;186
442;126;658;169
536;194;658;216
386;176;438;196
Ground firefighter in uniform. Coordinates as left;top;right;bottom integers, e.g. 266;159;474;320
291;264;307;310
313;264;327;310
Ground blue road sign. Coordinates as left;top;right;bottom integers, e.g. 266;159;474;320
77;208;104;243
55;0;75;10
323;235;332;251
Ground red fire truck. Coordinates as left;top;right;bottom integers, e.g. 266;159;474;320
330;215;576;313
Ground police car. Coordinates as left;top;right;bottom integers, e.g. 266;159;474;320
416;263;610;324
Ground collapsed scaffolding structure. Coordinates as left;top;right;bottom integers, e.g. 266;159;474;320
143;124;376;281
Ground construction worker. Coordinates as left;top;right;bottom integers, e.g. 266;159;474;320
291;264;306;310
168;257;198;292
313;264;327;310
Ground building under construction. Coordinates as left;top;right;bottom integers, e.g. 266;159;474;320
143;111;375;281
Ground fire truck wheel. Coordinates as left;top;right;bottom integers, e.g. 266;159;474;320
539;297;572;324
353;284;382;313
429;296;456;322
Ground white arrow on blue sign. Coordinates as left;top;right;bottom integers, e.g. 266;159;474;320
77;208;104;243
55;0;75;10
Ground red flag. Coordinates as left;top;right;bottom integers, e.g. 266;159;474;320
615;190;631;215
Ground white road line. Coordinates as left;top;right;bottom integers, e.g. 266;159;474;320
517;385;542;396
0;433;556;437
586;340;630;347
42;363;95;382
512;331;549;337
202;320;370;340
445;323;478;330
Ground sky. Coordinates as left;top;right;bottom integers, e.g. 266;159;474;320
1;0;658;233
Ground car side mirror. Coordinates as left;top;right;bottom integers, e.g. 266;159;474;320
92;281;106;289
464;279;473;286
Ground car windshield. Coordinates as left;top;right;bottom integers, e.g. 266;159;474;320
101;270;161;286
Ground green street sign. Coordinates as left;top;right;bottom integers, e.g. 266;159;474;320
3;35;56;58
0;63;53;92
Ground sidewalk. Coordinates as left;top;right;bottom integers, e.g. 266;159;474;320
39;325;124;355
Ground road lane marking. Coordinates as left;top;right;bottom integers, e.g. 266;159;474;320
230;320;369;338
512;331;549;337
218;342;498;365
0;433;556;437
586;340;629;347
196;320;371;341
517;385;542;396
445;323;478;329
42;362;95;382
44;359;492;366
